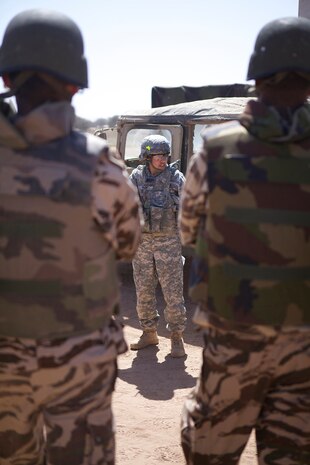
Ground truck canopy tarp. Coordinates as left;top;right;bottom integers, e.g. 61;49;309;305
152;84;254;108
118;97;252;124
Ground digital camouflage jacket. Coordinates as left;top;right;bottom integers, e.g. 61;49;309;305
180;99;310;328
0;102;141;339
130;163;185;234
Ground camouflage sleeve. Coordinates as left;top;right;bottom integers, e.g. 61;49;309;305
179;148;208;247
168;168;185;208
129;169;137;186
129;169;142;203
176;169;186;196
92;149;142;261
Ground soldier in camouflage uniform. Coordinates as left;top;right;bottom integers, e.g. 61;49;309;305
129;135;187;357
179;17;310;465
0;9;141;465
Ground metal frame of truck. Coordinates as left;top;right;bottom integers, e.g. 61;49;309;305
111;96;252;175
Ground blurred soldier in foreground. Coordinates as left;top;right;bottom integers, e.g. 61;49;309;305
179;17;310;465
130;135;187;357
0;9;141;465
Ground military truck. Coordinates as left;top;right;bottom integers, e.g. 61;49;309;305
98;96;254;256
101;96;252;176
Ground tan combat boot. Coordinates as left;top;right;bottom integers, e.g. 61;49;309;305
130;330;159;350
170;331;186;358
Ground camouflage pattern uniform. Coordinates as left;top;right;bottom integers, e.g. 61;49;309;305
0;101;141;464
179;99;310;464
130;163;186;332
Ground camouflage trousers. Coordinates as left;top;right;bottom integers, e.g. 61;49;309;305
132;233;186;332
0;319;127;465
181;324;310;465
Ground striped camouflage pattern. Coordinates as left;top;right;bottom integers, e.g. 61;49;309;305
180;99;310;327
0;319;127;465
181;323;310;465
0;102;142;339
130;163;185;234
132;233;186;332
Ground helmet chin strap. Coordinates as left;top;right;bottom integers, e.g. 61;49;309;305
0;86;17;117
0;71;36;99
0;88;15;99
37;73;79;97
1;71;78;104
0;75;19;116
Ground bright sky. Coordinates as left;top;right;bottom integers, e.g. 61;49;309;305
1;0;299;121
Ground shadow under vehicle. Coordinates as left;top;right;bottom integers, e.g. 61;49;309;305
102;96;252;176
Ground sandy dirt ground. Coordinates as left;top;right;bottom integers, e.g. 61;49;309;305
113;262;258;465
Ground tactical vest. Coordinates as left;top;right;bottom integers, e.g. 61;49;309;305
133;165;178;234
191;124;310;327
0;130;119;339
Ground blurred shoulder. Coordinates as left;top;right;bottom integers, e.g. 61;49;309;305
77;131;127;169
130;164;145;178
171;168;185;185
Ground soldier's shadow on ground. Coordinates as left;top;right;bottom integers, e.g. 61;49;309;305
118;346;196;401
118;259;204;349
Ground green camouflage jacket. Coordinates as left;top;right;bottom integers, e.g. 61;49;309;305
0;102;142;338
179;99;310;328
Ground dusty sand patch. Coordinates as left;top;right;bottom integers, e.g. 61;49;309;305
114;262;258;464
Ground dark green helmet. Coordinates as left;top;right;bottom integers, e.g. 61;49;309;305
247;17;310;80
0;9;88;87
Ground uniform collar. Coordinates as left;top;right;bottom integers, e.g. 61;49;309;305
14;101;75;145
239;99;310;142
